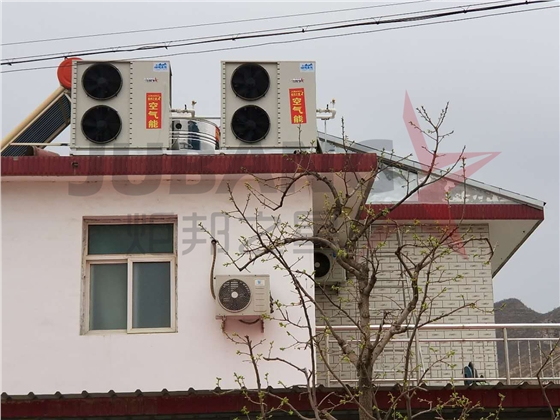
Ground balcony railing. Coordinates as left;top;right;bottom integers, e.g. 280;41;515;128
316;323;560;386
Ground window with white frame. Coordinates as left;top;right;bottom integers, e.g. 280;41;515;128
83;217;177;334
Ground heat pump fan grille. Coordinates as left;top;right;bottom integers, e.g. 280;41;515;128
231;63;270;100
231;106;270;144
81;105;122;144
314;252;332;278
219;279;252;312
82;63;123;100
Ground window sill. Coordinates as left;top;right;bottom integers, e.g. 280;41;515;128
84;328;177;336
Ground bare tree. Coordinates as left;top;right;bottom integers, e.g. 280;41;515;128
203;104;499;420
536;337;560;420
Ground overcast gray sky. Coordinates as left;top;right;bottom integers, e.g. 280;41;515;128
2;1;559;312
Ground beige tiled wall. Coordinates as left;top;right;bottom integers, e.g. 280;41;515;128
315;223;498;386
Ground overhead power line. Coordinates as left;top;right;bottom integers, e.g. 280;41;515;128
1;0;517;64
126;4;560;61
2;0;552;67
1;0;432;47
2;3;557;75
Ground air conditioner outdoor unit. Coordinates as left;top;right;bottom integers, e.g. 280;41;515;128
314;248;345;285
70;60;172;152
215;274;271;319
220;61;317;150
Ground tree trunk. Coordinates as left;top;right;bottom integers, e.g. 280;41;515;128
356;272;375;420
358;374;374;420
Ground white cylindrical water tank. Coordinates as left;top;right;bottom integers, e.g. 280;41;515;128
170;117;220;153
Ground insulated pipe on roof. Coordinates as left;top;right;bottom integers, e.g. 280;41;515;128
1;85;68;152
24;146;60;156
171;108;196;118
316;108;337;121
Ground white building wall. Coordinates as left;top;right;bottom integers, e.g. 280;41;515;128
1;176;315;395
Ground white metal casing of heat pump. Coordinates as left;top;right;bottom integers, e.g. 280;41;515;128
214;274;270;319
314;248;346;285
70;60;172;150
220;61;317;150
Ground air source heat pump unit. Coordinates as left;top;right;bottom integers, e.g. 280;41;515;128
221;61;317;150
215;274;270;319
314;248;345;285
70;60;172;152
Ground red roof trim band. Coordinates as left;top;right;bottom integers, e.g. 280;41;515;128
364;203;544;220
2;387;559;417
0;154;377;177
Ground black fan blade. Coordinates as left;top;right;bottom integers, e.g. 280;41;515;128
82;119;97;129
314;252;332;278
231;63;270;100
255;117;269;128
236;112;248;124
81;105;122;144
244;130;255;143
235;125;248;137
231;105;270;144
82;63;123;100
219;279;251;311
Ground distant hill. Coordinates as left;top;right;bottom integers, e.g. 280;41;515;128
494;298;560;324
493;298;560;382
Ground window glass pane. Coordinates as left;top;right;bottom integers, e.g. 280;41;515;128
367;165;419;203
88;224;173;255
132;262;171;329
90;264;127;330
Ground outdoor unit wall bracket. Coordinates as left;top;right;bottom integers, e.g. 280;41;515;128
220;316;265;333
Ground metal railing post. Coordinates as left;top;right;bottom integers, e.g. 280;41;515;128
503;327;511;385
415;332;421;386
